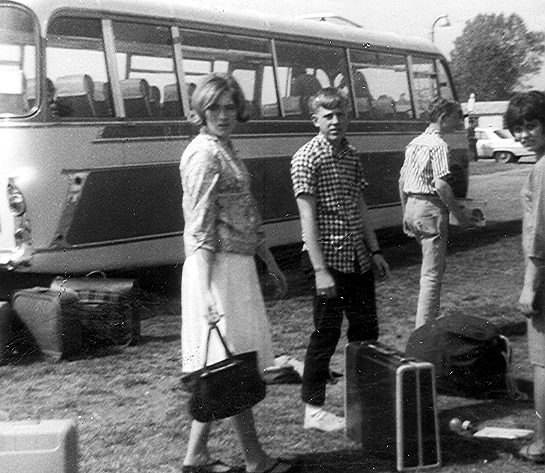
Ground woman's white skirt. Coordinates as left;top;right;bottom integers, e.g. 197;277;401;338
181;252;274;374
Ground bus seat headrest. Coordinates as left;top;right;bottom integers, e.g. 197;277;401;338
120;78;150;99
56;74;95;97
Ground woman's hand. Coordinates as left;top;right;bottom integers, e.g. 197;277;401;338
203;290;222;324
268;265;288;299
519;286;538;318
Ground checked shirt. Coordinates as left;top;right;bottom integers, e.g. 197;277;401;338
291;133;372;274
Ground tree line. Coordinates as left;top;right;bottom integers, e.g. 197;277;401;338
449;13;544;102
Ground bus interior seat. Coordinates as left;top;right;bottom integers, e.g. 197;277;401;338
373;94;396;119
55;74;97;118
26;78;37;109
281;96;302;116
149;85;161;117
261;102;280;117
290;71;321;116
120;78;152;118
162;83;182;117
93;81;113;117
0;69;27;115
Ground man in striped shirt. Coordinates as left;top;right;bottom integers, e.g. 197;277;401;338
399;98;473;328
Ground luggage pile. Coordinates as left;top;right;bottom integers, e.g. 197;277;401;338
2;275;140;363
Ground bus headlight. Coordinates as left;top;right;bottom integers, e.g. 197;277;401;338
7;180;27;216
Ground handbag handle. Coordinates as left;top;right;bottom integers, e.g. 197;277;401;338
202;323;234;367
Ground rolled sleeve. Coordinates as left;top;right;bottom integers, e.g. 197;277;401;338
181;146;221;252
291;149;318;198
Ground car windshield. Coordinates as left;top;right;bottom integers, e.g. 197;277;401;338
493;129;512;139
0;5;38;117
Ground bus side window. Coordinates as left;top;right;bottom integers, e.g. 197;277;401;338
180;29;274;119
46;17;112;119
112;21;178;120
349;49;413;120
275;41;345;118
410;56;439;120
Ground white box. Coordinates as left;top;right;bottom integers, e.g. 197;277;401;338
0;419;78;473
449;199;486;227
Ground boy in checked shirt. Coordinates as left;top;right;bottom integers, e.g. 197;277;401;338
291;87;390;432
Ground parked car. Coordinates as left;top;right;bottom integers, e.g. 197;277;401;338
475;127;534;163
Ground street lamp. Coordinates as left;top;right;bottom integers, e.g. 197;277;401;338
430;14;450;43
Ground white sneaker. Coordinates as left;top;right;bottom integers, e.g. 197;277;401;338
304;408;345;432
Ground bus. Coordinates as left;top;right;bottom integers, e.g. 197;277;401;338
0;0;468;276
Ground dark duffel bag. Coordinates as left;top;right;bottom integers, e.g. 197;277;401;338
405;314;511;398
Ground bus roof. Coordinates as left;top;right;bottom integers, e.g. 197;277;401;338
12;0;442;56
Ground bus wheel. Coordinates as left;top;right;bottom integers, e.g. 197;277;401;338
494;151;515;163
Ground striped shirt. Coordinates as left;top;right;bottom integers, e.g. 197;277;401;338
291;133;372;274
400;126;451;195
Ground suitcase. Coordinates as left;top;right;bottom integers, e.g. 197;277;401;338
12;288;82;361
50;275;140;347
0;418;78;473
345;341;441;472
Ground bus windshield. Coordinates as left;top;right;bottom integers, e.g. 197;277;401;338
0;4;37;117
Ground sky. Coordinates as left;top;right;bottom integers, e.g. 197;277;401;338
206;0;545;98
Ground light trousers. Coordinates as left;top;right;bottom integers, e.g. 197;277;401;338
404;195;449;328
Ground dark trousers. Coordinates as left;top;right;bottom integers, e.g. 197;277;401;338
301;255;378;406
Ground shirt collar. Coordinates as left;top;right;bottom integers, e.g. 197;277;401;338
316;133;353;157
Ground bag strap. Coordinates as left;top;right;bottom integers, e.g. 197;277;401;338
202;323;234;366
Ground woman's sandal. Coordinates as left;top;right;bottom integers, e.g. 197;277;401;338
247;458;301;473
182;459;240;473
517;445;545;464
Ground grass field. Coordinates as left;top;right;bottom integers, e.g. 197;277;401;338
0;161;543;472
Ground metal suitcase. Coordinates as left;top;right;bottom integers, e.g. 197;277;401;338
12;288;82;361
0;419;78;473
345;341;441;472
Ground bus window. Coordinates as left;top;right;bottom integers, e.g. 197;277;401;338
0;5;37;116
436;60;455;101
179;30;274;118
349;50;412;120
410;56;439;120
46;17;112;119
275;41;347;117
112;21;177;119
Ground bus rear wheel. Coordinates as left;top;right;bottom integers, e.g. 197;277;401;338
494;151;515;163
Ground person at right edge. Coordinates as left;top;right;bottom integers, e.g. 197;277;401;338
291;87;390;432
505;91;545;464
398;97;475;329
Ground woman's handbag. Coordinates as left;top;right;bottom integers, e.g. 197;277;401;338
181;323;266;422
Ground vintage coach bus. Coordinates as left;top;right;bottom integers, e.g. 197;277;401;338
0;0;468;275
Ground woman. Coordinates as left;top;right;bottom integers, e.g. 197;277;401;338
505;90;545;464
180;72;298;473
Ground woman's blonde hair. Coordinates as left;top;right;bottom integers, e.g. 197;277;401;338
189;72;249;126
